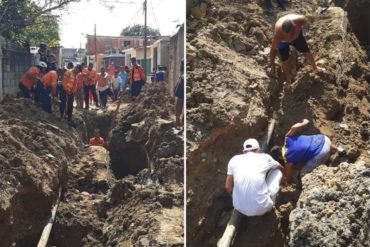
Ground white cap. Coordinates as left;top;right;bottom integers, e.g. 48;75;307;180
243;138;260;152
38;61;47;68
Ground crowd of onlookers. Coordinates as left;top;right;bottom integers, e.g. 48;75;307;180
18;44;184;130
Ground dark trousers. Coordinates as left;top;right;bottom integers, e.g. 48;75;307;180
99;88;112;108
19;83;31;98
34;80;43;104
84;85;98;109
60;90;74;122
265;0;284;9
131;80;144;97
40;86;52;113
113;88;120;101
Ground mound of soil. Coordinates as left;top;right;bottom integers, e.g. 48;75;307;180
187;0;370;246
0;82;183;246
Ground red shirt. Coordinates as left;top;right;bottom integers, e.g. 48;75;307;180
89;137;105;146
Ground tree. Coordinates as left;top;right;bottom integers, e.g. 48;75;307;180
120;24;161;37
0;0;78;47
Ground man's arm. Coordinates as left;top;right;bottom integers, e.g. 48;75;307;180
286;119;310;136
284;162;294;184
268;30;281;76
225;175;234;195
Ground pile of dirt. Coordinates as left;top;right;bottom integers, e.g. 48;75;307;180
0;97;81;246
0;82;183;246
105;83;184;246
187;0;370;246
290;160;370;246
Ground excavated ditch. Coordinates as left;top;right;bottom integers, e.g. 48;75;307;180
187;0;370;246
0;83;183;246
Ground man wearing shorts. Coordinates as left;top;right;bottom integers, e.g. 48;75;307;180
269;14;321;85
270;119;344;185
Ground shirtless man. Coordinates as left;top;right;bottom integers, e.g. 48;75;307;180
269;14;321;84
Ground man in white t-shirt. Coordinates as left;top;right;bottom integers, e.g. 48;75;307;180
225;138;283;216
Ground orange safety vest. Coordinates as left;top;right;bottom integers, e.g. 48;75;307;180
20;66;41;90
62;69;77;94
129;65;145;82
86;69;97;85
41;71;58;95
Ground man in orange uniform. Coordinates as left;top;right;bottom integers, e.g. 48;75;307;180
97;67;112;109
40;69;58;113
84;63;99;110
60;65;79;124
75;65;86;109
19;61;47;98
89;129;105;146
128;57;145;100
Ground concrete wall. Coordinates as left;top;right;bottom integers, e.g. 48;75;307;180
0;36;32;101
168;25;184;96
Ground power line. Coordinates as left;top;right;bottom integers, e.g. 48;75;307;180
149;0;160;34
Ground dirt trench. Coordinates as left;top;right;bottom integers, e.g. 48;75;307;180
187;0;370;246
0;83;183;246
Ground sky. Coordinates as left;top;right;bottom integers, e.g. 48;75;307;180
55;0;185;48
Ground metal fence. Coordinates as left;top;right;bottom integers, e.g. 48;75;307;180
0;36;32;101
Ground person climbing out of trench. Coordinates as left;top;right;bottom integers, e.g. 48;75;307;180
225;138;284;217
270;119;345;188
89;129;106;147
128;57;146;101
19;61;47;99
268;13;324;85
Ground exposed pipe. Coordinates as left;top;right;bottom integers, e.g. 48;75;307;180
217;119;276;247
37;186;62;247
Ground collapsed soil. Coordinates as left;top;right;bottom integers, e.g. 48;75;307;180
0;82;183;246
186;0;370;246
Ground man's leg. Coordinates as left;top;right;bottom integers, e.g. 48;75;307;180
60;89;66;118
264;0;273;14
67;94;74;122
266;169;283;203
91;85;99;107
19;83;31;98
84;85;89;109
176;98;183;128
282;60;292;84
304;52;318;70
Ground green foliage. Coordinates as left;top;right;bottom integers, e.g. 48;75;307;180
5;16;60;47
0;0;78;47
120;24;161;37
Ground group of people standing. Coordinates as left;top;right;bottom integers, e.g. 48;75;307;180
19;44;148;126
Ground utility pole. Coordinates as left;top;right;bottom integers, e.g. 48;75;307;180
94;24;97;66
144;0;147;78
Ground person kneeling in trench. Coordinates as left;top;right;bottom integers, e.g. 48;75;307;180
225;139;284;216
270;119;344;188
89;129;105;147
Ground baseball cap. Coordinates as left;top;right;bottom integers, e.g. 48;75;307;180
243;138;260;152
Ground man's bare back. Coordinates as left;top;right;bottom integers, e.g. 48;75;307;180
275;14;306;43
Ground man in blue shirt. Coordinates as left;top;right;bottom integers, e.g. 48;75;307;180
270;119;344;184
118;66;129;93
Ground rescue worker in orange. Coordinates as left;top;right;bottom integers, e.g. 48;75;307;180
97;67;112;110
75;66;87;109
40;69;58;113
84;63;99;110
128;57;145;100
60;65;79;124
89;129;105;147
19;61;47;98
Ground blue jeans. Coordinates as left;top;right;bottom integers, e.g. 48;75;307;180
84;85;98;109
99;88;112;108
